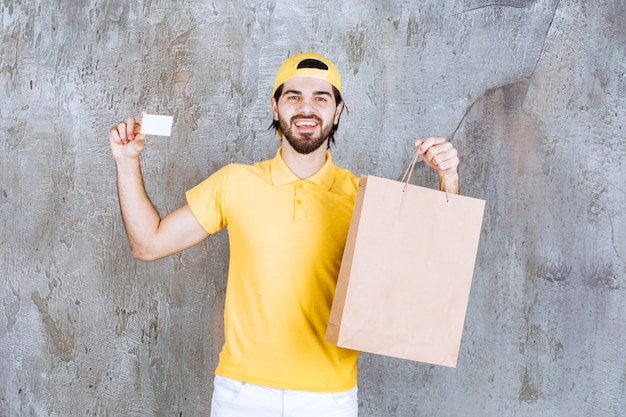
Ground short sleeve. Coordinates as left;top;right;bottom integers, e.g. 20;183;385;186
185;165;231;234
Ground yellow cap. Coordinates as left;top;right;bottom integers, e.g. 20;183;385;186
272;52;342;96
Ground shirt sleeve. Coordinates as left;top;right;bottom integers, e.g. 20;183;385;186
185;164;231;234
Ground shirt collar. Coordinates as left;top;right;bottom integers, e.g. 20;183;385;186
270;148;336;190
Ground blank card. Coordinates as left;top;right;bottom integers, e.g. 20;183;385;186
140;114;173;136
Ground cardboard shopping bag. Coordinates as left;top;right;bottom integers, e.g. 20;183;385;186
326;154;485;367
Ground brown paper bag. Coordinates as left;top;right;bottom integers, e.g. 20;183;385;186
326;157;485;367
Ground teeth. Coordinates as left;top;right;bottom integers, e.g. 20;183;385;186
296;121;316;127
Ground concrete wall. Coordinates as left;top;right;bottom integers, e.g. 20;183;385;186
1;0;625;415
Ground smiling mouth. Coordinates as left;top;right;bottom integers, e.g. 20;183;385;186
295;120;318;128
292;114;322;131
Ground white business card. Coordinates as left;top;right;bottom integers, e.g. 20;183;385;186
140;114;173;136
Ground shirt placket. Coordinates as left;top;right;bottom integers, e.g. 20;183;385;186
293;181;307;226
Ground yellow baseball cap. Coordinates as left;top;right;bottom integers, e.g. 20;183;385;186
272;52;342;96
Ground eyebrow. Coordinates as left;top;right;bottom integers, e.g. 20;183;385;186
283;89;333;97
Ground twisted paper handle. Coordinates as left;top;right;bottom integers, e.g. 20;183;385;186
400;149;449;202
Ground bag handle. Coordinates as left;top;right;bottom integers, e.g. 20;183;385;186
401;149;449;202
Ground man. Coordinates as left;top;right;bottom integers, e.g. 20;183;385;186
109;52;459;417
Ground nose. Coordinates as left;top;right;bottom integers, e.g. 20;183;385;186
297;96;315;115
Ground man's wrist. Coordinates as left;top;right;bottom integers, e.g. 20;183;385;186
438;170;459;194
115;156;141;174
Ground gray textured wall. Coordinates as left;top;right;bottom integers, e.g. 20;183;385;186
1;0;625;416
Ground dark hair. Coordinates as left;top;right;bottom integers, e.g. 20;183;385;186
269;59;346;147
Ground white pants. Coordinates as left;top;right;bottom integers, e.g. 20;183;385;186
210;375;358;417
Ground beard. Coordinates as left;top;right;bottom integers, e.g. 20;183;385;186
278;114;333;155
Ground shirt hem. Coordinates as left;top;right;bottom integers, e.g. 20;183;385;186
214;369;357;393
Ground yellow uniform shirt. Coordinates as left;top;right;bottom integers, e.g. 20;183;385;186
186;148;360;392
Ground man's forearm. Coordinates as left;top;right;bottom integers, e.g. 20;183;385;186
115;158;161;258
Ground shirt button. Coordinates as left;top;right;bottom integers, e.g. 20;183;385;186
296;199;302;205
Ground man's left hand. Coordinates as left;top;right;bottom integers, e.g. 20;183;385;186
415;136;460;194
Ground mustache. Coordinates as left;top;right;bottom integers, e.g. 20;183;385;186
290;114;322;124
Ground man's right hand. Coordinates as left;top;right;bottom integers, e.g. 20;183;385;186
109;111;147;162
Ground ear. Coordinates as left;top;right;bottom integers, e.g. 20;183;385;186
334;101;344;124
270;97;279;121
